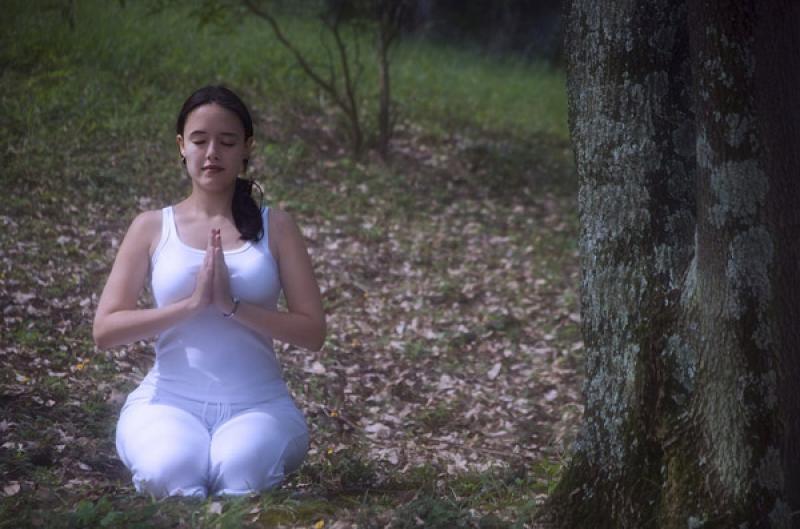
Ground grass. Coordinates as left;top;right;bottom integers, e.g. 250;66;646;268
1;0;568;152
393;39;569;139
1;1;580;527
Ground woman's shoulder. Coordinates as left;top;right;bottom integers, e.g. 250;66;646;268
266;205;291;227
129;208;162;233
265;206;304;258
125;208;163;254
266;206;302;239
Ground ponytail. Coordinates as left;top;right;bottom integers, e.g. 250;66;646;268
232;176;264;242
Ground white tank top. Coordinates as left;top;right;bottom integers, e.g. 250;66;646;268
145;205;289;403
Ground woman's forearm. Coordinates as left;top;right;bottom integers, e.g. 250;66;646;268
229;301;326;352
93;299;196;350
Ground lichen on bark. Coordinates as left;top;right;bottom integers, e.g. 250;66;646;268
542;0;798;527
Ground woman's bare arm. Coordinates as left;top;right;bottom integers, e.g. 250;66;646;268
222;209;326;351
92;211;212;349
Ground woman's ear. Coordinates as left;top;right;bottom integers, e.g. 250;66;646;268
176;134;185;158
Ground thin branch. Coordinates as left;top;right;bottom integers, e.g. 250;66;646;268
317;17;337;89
327;15;359;125
352;23;366;88
241;0;348;113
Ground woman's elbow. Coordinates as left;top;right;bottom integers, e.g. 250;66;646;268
309;335;326;352
92;318;111;350
309;320;327;352
92;329;108;350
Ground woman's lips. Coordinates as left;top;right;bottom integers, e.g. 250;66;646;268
203;165;224;171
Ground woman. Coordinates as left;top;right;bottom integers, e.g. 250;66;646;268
93;85;325;498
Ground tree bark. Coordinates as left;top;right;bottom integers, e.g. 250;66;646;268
540;0;800;527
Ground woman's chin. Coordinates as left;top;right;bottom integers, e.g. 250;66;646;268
193;176;236;192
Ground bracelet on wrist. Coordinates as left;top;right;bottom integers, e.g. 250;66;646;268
222;296;240;318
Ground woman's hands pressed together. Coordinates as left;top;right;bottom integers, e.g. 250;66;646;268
93;207;325;351
188;229;235;316
187;230;215;313
211;229;236;315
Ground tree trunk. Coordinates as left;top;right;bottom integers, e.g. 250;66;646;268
540;0;800;527
376;25;392;160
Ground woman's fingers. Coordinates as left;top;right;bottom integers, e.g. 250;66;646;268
188;234;215;313
208;229;219;272
214;230;226;270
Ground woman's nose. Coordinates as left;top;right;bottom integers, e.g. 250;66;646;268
206;141;220;160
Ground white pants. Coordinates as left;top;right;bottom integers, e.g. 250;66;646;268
115;378;309;499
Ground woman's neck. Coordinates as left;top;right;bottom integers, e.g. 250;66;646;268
181;187;235;219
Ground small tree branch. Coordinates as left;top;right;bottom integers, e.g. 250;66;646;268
317;20;338;89
241;0;349;113
352;24;366;88
326;13;363;154
327;16;358;121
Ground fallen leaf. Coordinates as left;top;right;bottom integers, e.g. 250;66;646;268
437;374;455;391
3;483;20;496
306;361;326;375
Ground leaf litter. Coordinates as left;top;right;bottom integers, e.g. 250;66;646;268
1;118;583;526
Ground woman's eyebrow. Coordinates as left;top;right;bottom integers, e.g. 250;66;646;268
188;130;240;138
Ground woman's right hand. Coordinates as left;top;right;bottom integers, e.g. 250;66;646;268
187;232;215;314
94;210;218;349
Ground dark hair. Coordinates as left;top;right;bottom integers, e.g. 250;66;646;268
176;85;264;242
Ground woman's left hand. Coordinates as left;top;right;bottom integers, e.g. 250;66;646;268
211;229;235;314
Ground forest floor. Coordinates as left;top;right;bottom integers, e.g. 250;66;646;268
1;3;583;528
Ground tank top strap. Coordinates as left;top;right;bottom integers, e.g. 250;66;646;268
151;206;174;265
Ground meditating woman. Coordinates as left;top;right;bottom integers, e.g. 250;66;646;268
93;85;325;498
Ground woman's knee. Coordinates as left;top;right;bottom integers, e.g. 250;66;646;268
210;430;309;494
115;403;211;498
130;445;209;498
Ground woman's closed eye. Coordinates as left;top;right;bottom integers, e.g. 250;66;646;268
192;141;235;147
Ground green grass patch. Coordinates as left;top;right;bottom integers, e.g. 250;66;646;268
2;0;567;163
394;38;568;139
